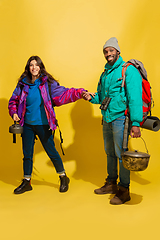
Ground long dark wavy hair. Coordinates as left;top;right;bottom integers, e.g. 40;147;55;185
18;55;58;83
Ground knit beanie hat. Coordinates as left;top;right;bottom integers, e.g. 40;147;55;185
103;37;121;53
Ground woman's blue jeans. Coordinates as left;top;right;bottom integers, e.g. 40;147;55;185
103;116;130;188
22;124;65;178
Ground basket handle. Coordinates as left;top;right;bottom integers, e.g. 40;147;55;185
140;137;149;154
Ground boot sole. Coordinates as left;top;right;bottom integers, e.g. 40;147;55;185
110;196;131;205
94;190;117;195
14;187;33;195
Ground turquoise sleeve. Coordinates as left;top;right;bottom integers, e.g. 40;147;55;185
125;65;143;126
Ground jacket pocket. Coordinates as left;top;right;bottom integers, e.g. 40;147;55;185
109;94;127;113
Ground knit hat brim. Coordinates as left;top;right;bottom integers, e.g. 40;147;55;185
103;37;121;53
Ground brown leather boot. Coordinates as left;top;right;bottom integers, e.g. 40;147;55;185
110;186;131;205
94;179;117;194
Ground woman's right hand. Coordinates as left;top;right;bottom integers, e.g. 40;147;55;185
13;113;20;122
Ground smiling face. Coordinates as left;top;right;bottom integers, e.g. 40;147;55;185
29;60;40;80
103;47;120;66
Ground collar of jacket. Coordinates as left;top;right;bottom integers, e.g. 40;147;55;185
20;75;48;87
40;75;48;85
18;80;29;93
104;56;123;72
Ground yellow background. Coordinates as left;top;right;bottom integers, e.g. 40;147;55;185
0;0;160;239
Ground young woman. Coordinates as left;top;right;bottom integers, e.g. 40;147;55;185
8;55;87;194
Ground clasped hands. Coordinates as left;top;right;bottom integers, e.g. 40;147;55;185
81;91;95;101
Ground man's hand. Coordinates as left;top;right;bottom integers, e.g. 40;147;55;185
81;91;95;101
130;126;141;138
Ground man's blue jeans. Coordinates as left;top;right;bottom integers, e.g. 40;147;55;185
22;124;65;178
103;116;130;188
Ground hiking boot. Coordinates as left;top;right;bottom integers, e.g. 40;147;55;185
59;174;70;193
110;186;131;205
94;179;117;194
14;179;33;194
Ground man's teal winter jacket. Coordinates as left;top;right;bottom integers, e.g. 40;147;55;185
90;56;143;126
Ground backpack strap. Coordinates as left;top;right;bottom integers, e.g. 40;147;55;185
121;63;133;116
121;63;132;87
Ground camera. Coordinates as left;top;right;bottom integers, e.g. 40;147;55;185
100;97;111;111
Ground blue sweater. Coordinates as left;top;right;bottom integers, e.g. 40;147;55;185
23;77;48;125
